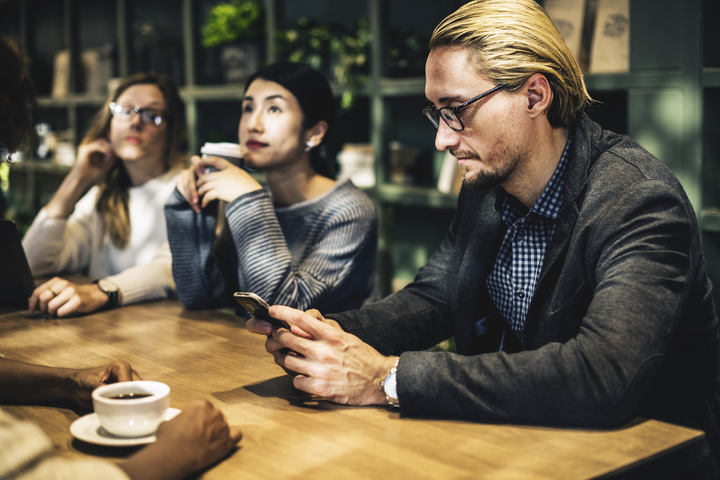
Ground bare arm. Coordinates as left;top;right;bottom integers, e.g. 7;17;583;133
0;358;139;408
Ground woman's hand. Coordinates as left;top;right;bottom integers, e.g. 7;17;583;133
44;138;118;219
28;277;116;317
176;155;262;213
72;138;118;186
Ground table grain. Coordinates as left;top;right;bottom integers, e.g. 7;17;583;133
0;300;703;479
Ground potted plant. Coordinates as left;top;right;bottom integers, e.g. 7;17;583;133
200;0;264;83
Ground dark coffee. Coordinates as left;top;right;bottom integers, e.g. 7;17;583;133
109;393;153;400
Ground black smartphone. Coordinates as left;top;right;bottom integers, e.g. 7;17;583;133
233;292;290;329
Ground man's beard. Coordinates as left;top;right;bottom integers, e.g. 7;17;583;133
455;149;520;191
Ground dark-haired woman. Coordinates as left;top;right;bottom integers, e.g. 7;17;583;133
166;62;377;313
23;73;186;316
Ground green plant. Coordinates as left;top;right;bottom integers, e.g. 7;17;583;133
330;18;370;110
200;0;264;48
275;17;370;110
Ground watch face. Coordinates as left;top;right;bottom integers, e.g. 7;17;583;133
383;371;397;400
98;279;118;293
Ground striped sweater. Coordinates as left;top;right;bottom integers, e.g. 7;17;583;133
165;179;378;313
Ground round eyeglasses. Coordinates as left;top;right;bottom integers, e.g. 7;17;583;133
109;102;167;127
422;84;507;132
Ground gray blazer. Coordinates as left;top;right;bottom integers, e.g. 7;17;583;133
330;112;720;477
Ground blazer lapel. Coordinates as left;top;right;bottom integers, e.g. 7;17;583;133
526;113;600;345
454;188;506;354
536;113;598;290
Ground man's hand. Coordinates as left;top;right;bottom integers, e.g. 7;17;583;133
263;305;397;406
67;361;141;409
246;307;340;375
28;277;115;317
119;399;242;480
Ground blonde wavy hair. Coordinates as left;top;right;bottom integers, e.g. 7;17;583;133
82;73;186;249
429;0;592;129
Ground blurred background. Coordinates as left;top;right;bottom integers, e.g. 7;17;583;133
0;0;718;301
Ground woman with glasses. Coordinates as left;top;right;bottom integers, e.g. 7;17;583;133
22;73;185;317
165;62;378;314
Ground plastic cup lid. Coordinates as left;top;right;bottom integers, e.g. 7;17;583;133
201;142;242;158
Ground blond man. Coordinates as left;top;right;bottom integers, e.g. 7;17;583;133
248;2;720;477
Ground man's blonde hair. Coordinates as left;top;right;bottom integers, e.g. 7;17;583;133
429;0;592;128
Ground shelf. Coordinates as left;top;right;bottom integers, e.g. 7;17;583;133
8;161;72;175
378;77;426;96
37;94;108;108
583;71;690;91
375;183;458;209
373;72;696;97
702;210;720;233
703;69;720;88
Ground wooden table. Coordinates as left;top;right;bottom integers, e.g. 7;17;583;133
0;300;704;479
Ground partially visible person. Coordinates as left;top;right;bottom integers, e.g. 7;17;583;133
0;357;242;480
0;34;34;217
1;35;241;480
166;62;377;313
22;73;186;317
1;397;241;480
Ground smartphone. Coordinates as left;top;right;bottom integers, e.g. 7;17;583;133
233;292;290;329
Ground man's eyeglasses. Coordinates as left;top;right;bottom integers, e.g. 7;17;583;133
109;102;167;127
423;84;507;132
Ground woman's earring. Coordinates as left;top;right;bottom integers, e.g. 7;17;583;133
304;141;315;152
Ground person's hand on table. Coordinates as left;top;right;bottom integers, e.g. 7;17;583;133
28;276;116;317
67;360;141;409
0;358;140;406
119;399;242;480
247;305;397;405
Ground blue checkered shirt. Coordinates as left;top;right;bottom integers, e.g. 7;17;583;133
485;138;571;342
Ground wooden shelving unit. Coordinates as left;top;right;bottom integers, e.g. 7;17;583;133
1;0;718;298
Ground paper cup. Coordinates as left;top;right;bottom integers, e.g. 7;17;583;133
201;142;242;172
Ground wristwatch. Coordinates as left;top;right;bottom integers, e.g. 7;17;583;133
381;358;400;407
95;279;119;309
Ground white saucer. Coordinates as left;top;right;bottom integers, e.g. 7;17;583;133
70;408;181;446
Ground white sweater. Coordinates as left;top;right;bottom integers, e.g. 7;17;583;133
22;171;180;305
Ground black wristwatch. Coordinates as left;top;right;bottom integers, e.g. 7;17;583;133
95;279;119;309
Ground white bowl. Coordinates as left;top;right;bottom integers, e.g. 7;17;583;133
92;381;170;437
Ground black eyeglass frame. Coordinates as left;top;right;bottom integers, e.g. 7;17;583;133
423;84;507;132
108;102;168;127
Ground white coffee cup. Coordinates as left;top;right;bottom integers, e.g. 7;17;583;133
92;381;170;437
201;142;243;173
